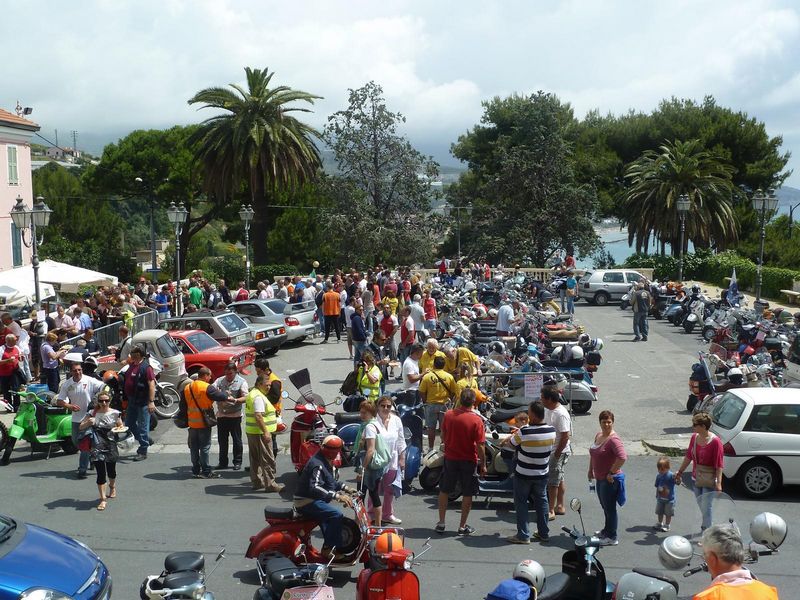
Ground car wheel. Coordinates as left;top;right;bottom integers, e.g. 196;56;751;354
265;347;279;356
593;292;609;306
418;466;442;490
738;459;781;498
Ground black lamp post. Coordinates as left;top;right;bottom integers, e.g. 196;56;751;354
166;201;189;314
676;194;690;281
135;177;159;282
239;205;255;291
10;195;53;308
752;188;779;305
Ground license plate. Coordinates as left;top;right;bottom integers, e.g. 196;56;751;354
280;586;336;599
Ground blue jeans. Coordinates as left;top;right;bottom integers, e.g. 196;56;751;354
188;427;212;475
353;342;368;366
41;367;60;393
633;313;648;339
70;421;90;472
692;479;716;530
513;476;549;540
596;478;619;539
298;500;344;549
126;404;151;456
566;295;575;315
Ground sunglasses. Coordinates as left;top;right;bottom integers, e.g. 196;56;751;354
379;404;392;409
97;399;111;404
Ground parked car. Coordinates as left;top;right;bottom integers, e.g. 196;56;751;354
168;329;256;379
237;315;286;355
579;269;644;305
98;329;186;386
0;514;112;599
157;310;274;355
229;298;319;342
710;387;800;498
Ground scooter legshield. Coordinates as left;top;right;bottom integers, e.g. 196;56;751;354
364;569;420;600
404;445;421;481
9;424;24;438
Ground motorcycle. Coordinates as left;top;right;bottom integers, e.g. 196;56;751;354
253;547;335;600
287;369;342;472
140;547;226;600
0;388;75;465
356;537;431;600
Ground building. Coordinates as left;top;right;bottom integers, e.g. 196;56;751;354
44;146;81;162
0;108;40;272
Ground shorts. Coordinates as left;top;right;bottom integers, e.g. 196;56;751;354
345;327;353;344
439;458;479;496
656;499;674;518
424;403;447;429
547;453;569;487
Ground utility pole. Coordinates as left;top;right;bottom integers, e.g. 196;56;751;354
71;130;78;158
54;129;58;147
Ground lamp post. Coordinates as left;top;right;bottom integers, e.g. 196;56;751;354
752;188;779;305
135;177;159;282
166;201;188;315
9;195;53;308
788;201;800;238
444;205;473;262
676;194;690;282
239;205;255;291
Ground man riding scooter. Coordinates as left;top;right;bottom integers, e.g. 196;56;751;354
293;435;358;559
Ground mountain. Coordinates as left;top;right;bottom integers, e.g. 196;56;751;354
777;185;800;205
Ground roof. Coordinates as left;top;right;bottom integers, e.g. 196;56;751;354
0;108;40;131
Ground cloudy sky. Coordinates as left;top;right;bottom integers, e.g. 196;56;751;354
3;0;799;185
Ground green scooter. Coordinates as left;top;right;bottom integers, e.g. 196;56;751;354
0;390;77;465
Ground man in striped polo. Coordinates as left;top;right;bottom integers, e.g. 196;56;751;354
505;400;556;544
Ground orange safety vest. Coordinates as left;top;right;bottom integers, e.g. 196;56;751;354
323;291;340;316
184;380;214;429
693;580;778;600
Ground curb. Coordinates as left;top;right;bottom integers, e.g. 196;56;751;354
641;438;688;457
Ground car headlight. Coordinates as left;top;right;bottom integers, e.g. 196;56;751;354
19;589;75;600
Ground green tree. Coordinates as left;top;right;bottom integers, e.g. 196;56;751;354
188;67;323;265
623;139;739;254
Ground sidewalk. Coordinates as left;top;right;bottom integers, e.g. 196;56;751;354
642;436;691;457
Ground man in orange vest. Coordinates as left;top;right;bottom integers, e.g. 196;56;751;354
694;525;778;600
184;367;229;479
321;282;342;343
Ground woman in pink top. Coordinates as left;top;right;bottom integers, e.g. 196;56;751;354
588;410;627;545
675;412;724;530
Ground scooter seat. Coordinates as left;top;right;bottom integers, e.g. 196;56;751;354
334;412;362;425
537;572;571;600
44;406;69;416
164;551;204;573
161;570;203;591
632;568;679;594
263;552;304;594
490;407;521;424
264;506;298;521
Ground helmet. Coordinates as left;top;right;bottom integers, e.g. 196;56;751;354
578;333;590;346
727;367;743;385
374;532;403;555
593;338;604;351
750;512;787;550
658;535;693;570
488;308;498;319
102;370;120;385
488;341;506;355
569;346;584;361
473;303;488;318
512;560;545;592
550;346;565;361
691;284;701;294
320;435;343;461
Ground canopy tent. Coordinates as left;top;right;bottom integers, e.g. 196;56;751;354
0;260;118;300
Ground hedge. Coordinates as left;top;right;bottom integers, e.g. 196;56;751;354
251;263;300;285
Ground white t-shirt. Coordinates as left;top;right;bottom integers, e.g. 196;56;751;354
259;285;274;299
402;356;421;390
303;286;316;302
339;290;348;309
344;306;356;328
545;404;572;455
252;391;266;414
58;375;107;422
409;303;425;330
358;279;368;292
364;414;406;471
93;409;121;429
496;304;514;332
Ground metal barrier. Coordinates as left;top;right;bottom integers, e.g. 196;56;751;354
60;308;159;359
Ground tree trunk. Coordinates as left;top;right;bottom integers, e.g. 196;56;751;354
251;167;271;265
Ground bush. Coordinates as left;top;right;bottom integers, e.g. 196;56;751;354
199;256;245;286
251;263;299;285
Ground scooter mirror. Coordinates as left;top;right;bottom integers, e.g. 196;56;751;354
492;431;499;440
570;498;581;513
281;390;289;399
215;547;226;561
335;396;343;405
294;544;307;558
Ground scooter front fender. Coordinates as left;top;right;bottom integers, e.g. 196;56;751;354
246;526;301;560
364;569;420;600
9;424;24;439
56;416;73;439
421;447;444;469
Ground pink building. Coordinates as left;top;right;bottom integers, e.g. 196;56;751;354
0;108;39;272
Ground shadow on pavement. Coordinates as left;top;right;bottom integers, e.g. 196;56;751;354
44;497;99;511
232;568;261;586
320;357;351;362
626;524;667;546
142;466;194;481
19;469;77;480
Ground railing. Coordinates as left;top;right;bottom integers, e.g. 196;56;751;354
61;307;159;358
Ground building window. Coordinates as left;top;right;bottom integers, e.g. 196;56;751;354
11;223;23;267
7;145;19;185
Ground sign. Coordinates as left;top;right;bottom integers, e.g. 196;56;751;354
524;373;543;399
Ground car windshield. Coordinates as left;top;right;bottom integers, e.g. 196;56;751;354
155;334;181;358
265;300;289;314
185;331;220;352
217;314;249;332
712;392;747;430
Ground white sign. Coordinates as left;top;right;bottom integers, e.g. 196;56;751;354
524;373;543;399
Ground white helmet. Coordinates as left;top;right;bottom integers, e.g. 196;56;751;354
488;308;498;319
569;345;584;361
750;512;787;550
513;559;545;592
658;535;693;570
578;333;590;346
593;338;604;351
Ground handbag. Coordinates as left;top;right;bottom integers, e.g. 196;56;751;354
188;384;217;428
692;434;717;488
566;287;576;297
366;422;392;472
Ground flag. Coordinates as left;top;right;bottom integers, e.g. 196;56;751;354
726;268;739;306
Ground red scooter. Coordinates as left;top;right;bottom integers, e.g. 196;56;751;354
287;369;341;472
355;535;431;600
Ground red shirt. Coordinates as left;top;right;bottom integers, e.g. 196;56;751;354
423;298;437;320
0;345;20;377
589;433;627;479
401;280;411;303
686;433;724;477
236;288;250;301
443;407;485;462
400;316;415;346
379;314;398;338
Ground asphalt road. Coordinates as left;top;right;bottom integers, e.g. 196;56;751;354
0;305;797;599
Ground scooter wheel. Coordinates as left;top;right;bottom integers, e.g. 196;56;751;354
571;400;592;415
418;466;442;490
0;422;7;451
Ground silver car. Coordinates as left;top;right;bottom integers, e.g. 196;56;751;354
229;299;319;342
579;269;644;305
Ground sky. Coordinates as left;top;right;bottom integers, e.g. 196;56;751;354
3;0;800;186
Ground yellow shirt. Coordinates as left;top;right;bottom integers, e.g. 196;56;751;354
445;347;479;375
419;350;446;373
385;297;399;315
418;369;455;404
456;377;486;403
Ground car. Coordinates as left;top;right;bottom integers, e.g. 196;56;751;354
229;299;319;342
98;329;186;386
710;387;800;499
579;269;644;305
237;315;286;356
0;514;112;599
157;310;274;355
168;329;256;379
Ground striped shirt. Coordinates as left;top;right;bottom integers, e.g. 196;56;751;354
509;423;556;480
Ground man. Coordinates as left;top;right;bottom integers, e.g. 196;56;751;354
80;329;100;355
505;400;556;544
422;289;438;332
495;300;519;337
236;281;250;302
632;280;652;342
435;389;486;536
397;306;416;364
54;305;75;336
378;303;399;364
123;346;157;461
418;355;456;451
213;362;249;470
321;283;342;343
694;525;778;599
218;279;232;305
183;366;228;478
350;305;368;366
244;373;284;492
409;294;426;340
402;344;424;392
2;313;30;383
72;307;92;334
57;361;106;478
294;435;357;558
418;338;445;374
255;358;283;456
155;286;171;320
541;386;571;521
188;282;204;308
108;325;130;361
0;334;21;407
443;343;481;378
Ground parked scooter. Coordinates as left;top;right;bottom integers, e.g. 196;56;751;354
356;535;431;600
0;388;75;465
252;548;335;600
140;547;225;600
287;369;342;472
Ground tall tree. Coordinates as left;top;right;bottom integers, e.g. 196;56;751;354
188;67;322;264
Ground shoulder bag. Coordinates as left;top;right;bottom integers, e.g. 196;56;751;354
366;422;391;472
692;434;717;488
189;384;217;428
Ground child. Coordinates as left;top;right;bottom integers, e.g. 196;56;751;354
654;456;676;532
513;411;529;431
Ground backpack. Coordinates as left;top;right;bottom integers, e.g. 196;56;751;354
486;580;530;600
366;421;391;472
340;368;360;396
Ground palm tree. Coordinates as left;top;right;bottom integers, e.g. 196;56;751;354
188;67;322;264
622;139;740;255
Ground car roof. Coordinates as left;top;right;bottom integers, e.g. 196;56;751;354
725;388;800;404
167;329;210;339
132;329;169;341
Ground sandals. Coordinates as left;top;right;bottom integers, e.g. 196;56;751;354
108;485;117;499
97;500;107;511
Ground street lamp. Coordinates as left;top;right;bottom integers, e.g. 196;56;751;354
135;177;160;282
9;195;53;307
444;205;473;262
239;204;255;291
166;201;188;315
752;188;779;305
676;194;690;281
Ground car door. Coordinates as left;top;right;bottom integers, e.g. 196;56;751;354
741;403;800;484
232;302;282;327
601;271;626;299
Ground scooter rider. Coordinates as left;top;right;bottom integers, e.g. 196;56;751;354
293;435;357;558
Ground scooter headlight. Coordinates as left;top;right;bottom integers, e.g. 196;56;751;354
403;554;415;570
19;590;75;600
313;565;329;585
191;584;206;599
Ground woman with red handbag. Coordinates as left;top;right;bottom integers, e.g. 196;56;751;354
675;412;724;531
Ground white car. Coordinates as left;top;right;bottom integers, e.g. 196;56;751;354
710;387;800;498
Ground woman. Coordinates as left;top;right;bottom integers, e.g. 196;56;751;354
455;363;485;406
588;410;627;546
356;400;388;525
675;412;723;531
384;290;399;316
565;271;577;315
357;351;382;401
79;391;123;511
40;332;66;393
371;397;407;524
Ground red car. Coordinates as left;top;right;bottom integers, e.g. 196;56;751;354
168;330;255;379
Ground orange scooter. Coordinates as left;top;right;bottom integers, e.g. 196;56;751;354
356;533;431;600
